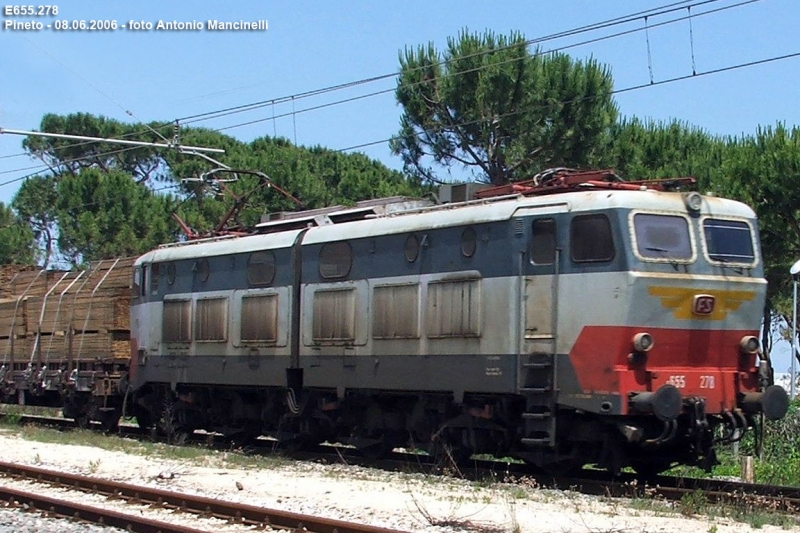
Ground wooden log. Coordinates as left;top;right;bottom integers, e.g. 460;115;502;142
71;331;129;360
25;288;131;334
0;334;28;361
34;332;67;361
68;288;131;332
0;297;26;337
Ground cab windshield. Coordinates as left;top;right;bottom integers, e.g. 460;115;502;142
633;213;693;261
703;218;755;265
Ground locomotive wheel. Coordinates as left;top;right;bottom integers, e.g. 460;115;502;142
159;415;190;444
541;460;583;479
74;413;90;429
630;460;672;479
228;422;262;448
357;436;394;460
100;411;121;433
170;429;190;445
158;402;191;445
134;408;155;430
280;434;312;452
429;437;472;467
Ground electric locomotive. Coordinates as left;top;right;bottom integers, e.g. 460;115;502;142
127;169;788;474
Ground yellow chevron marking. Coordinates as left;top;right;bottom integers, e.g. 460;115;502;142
647;286;756;320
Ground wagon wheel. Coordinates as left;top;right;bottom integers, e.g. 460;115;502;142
158;398;191;445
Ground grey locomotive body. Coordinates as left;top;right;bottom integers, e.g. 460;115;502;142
128;178;787;473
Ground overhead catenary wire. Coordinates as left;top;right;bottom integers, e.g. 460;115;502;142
181;0;761;133
2;44;796;191
0;0;769;179
20;35;171;145
174;0;719;126
0;0;747;167
335;50;800;154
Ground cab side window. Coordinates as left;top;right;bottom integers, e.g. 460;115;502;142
531;218;556;265
571;214;615;262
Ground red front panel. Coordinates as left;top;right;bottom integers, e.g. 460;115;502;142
568;325;759;414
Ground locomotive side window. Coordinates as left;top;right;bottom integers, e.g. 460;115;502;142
426;279;481;338
531;218;556;265
247;251;276;286
373;284;420;339
150;263;160;294
461;227;477;257
312;288;356;341
633;213;693;261
404;234;420;262
240;294;279;342
571;214;615;263
195;258;210;283
163;299;191;343
140;265;148;298
133;267;143;298
195;297;228;342
319;242;353;279
703;218;756;265
166;263;177;285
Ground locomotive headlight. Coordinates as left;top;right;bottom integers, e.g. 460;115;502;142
740;335;760;355
632;332;654;353
683;191;703;212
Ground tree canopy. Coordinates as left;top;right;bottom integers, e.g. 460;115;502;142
8;113;422;266
390;29;618;185
0;202;36;265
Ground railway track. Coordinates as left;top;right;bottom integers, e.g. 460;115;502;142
555;470;800;513
0;460;411;533
5;412;800;519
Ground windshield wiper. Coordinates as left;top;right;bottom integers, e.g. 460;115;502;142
644;246;683;271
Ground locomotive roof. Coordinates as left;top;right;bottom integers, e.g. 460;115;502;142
136;189;755;265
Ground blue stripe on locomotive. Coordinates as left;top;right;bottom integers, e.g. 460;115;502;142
138;205;761;304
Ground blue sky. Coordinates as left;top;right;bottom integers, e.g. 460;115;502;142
1;1;798;367
2;0;798;195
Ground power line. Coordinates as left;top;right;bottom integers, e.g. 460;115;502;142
192;0;753;134
21;36;171;144
175;0;731;127
2;41;789;188
0;0;739;165
0;0;766;178
187;0;758;133
335;50;800;155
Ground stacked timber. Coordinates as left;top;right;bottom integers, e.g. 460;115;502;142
0;258;135;365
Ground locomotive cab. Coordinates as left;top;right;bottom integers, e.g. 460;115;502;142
534;187;788;473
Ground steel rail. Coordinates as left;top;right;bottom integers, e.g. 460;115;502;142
0;460;411;533
0;483;209;533
5;413;800;516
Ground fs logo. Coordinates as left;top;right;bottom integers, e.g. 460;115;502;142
692;294;716;316
649;286;755;320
